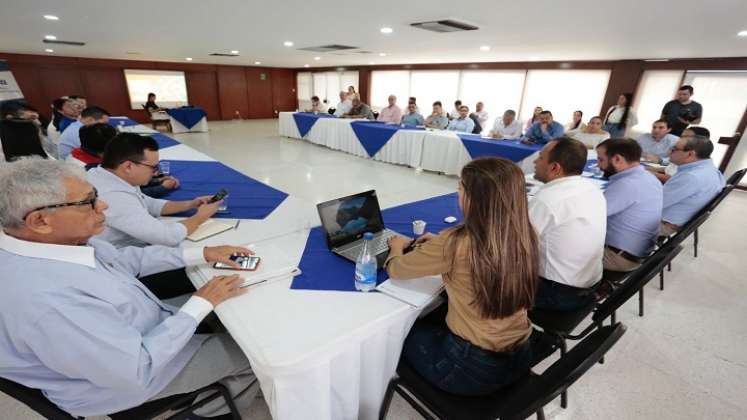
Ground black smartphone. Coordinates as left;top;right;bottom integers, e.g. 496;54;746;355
208;188;228;203
213;255;261;271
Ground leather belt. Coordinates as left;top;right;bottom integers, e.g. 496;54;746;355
606;246;644;263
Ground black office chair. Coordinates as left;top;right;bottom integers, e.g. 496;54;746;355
379;324;626;420
0;376;243;420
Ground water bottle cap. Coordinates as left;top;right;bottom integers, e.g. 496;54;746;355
363;232;374;240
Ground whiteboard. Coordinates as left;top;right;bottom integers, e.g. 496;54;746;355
124;69;188;110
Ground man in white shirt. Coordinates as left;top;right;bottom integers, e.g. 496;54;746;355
333;91;352;117
489;109;523;140
377;95;403;124
87;133;221;249
474;101;489;129
529;137;607;311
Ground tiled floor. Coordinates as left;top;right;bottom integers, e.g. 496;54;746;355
2;119;745;419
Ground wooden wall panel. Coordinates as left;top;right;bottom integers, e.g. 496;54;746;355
271;68;297;115
37;66;84;109
217;66;250;120
245;67;274;118
185;71;221;120
600;60;644;116
79;67;132;118
8;64;45;113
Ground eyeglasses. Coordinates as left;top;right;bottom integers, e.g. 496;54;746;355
23;188;99;220
671;146;690;153
132;161;160;173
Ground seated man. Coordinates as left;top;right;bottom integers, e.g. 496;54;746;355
446;105;475;133
87;133;220;248
57;97;81;134
523;110;564;145
377;95;402;123
636;119;679;164
401;102;425;126
333;91;352;117
530;137;606;311
58;106;111;159
424;101;448;129
305;95;327;113
67;122;117;168
596;138;663;272
661;135;725;236
489;109;522;140
0;158;258;419
343;96;375;120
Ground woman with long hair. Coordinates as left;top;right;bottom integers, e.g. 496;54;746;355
0;119;50;162
565;110;586;133
523;106;543;133
386;157;539;396
603;93;637;138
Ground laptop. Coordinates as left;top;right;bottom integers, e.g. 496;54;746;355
316;190;409;266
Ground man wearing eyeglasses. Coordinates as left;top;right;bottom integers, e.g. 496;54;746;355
87;133;220;249
660;135;725;236
0;158;259;418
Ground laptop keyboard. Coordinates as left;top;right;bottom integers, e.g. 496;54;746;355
339;230;399;259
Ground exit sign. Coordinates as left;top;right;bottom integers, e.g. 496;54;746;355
260;73;267;80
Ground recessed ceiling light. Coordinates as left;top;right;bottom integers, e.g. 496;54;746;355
313;56;321;61
368;61;375;65
43;15;59;21
738;30;747;37
479;45;490;51
379;53;386;57
44;35;57;40
380;27;393;34
185;57;193;61
303;64;309;68
254;61;261;65
530;56;541;61
284;41;294;47
230;50;239;54
44;48;54;53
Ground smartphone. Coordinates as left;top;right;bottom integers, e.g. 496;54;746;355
213;255;261;271
208;188;228;204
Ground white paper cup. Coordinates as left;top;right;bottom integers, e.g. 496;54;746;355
412;220;426;236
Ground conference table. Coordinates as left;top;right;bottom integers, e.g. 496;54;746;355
278;112;541;174
166;107;209;133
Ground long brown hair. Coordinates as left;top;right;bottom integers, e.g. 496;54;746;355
448;157;539;319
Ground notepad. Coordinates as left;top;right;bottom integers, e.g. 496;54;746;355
376;276;444;308
186;220;236;242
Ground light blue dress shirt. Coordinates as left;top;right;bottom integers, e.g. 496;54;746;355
447;117;475;133
425;114;449;129
663;159;725;225
636;133;679;163
604;165;663;257
401;112;425;126
57;120;83;159
87;166;188;248
524;121;565;144
0;232;211;417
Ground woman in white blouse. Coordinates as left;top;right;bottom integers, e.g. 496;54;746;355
564;110;586;134
570;116;610;149
603;93;637;138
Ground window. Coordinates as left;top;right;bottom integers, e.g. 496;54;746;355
312;73;327;101
631;70;684;134
340;71;359;97
296;72;312;101
297;71;359;109
410;71;460;114
519;70;611;128
683;71;747;167
370;71;410;110
460;70;526;124
124;69;188;110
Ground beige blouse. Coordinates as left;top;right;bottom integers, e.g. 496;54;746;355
386;230;532;353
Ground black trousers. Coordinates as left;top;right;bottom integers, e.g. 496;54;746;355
138;268;196;300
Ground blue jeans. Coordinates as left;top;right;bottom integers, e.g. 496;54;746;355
603;123;625;139
402;310;532;396
534;277;596;312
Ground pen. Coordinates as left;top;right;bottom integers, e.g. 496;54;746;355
234;219;240;230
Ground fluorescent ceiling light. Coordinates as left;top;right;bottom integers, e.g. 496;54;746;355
44;34;57;40
284;41;294;47
379;53;386;57
43;15;59;21
738;30;747;37
44;48;54;53
303;64;309;68
313;56;321;61
479;45;490;51
230;50;239;54
254;61;261;65
185;57;193;61
380;27;393;34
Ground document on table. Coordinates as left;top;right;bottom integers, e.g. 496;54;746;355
187;219;237;242
376;275;444;308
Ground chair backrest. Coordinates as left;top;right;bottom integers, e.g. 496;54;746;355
704;185;734;213
500;324;627;420
665;209;711;250
726;168;746;186
0;377;77;419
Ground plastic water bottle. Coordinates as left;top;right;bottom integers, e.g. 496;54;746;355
354;232;377;292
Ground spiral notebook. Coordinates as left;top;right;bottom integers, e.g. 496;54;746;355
375;275;444;308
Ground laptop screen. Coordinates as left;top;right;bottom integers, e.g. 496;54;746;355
317;190;385;248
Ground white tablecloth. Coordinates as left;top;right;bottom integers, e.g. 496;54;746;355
170;116;209;134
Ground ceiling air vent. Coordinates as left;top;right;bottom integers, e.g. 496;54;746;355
298;45;358;52
410;19;478;33
209;53;239;57
43;39;85;46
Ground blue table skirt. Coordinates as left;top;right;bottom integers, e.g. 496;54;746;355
350;121;424;157
160;160;288;220
291;193;462;292
458;134;542;162
166;107;207;129
292;112;335;137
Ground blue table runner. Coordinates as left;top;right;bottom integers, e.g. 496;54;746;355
457;134;542;162
166;107;207;129
292;112;335;137
350;121;424;157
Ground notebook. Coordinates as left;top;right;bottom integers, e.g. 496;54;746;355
186;220;237;242
376;275;444;308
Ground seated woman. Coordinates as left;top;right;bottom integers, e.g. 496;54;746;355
570;116;610;149
386;157;539;396
144;92;162;113
0;119;50;162
564;110;586;135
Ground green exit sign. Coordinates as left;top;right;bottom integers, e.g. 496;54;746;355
260;73;267;80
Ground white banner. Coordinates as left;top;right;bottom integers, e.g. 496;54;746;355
0;61;24;101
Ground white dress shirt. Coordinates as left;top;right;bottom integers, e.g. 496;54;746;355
0;231;211;416
474;110;489;128
529;176;607;288
489;118;523;139
333;99;352;117
87;166;188;248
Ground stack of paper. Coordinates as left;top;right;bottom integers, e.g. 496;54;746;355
376;275;444;308
187;220;237;242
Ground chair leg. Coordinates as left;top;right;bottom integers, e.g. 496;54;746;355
659;270;664;291
379;380;397;420
638;289;644;317
536;407;546;420
611;311;616;325
667;261;672;272
557;337;568;409
694;228;699;258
